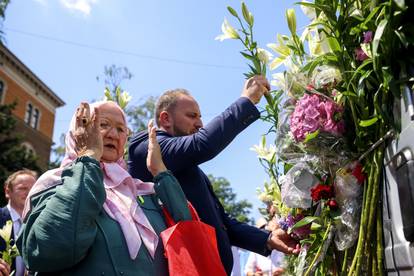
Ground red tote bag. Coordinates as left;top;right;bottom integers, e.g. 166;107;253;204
160;203;227;276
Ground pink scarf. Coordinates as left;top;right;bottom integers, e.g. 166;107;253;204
23;101;158;259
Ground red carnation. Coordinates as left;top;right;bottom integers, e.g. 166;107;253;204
310;184;334;202
352;163;366;184
306;84;315;91
327;199;339;211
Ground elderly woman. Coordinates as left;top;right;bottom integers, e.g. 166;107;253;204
17;101;191;275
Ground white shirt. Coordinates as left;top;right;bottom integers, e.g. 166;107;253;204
244;250;284;276
231;246;241;276
6;204;25;276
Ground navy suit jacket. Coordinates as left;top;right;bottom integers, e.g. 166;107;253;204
0;206;16;272
128;97;270;275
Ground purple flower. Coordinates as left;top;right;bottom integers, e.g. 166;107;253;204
279;214;311;240
279;218;289;231
363;31;373;43
355;47;368;61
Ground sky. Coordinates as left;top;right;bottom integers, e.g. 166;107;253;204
3;0;308;220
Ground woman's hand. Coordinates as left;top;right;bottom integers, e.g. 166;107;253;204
146;120;167;176
73;102;103;161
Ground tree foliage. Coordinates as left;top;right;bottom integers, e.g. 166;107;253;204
97;64;133;95
209;174;253;224
49;133;65;169
0;102;41;205
0;0;10;42
127;96;157;133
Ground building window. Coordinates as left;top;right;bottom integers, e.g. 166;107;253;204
25;103;33;125
31;108;40;129
0;80;4;103
25;103;41;129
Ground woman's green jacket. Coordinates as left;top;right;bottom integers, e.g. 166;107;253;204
17;156;191;276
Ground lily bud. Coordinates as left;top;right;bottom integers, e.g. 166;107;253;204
286;9;297;35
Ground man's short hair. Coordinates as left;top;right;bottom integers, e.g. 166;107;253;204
4;169;37;191
155;89;190;126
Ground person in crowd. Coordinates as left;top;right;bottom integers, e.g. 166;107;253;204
244;218;285;276
0;169;37;276
128;75;300;274
17;101;192;275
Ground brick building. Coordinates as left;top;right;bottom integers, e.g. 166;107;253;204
0;43;65;170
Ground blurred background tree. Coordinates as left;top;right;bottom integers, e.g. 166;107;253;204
209;174;253;224
0;102;40;205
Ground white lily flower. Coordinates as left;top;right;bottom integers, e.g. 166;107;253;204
119;90;132;108
215;18;240;41
257;48;273;64
308;30;332;57
0;221;12;243
269;57;285;71
271;72;286;90
267;42;290;57
258;192;274;203
250;138;276;162
300;1;316;20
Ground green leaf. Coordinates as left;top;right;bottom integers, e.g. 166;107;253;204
252;57;262;73
393;0;406;9
290;216;319;232
372;19;388;70
304;130;320;143
359;117;378;127
394;30;408;48
227;6;239;18
326;37;341;52
348;59;373;91
240;52;255;61
341;91;357;98
247;64;259;75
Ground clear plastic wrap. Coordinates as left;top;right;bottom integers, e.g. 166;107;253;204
280;163;319;209
333;164;363;250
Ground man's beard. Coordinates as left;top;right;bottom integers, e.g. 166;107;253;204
171;123;197;137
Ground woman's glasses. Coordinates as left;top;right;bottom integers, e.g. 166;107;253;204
99;118;131;136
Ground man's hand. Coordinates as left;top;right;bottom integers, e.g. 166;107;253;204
0;258;10;276
241;75;270;104
267;228;300;255
146;120;167;176
273;267;285;276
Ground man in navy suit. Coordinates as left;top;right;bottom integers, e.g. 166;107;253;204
0;169;37;276
128;75;299;275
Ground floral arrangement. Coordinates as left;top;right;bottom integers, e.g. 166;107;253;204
218;0;413;275
0;220;19;270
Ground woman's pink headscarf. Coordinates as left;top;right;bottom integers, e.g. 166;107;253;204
23;101;158;260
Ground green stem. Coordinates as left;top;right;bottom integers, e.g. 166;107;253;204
376;190;384;276
341;249;348;275
348;161;370;276
264;93;273;106
304;223;332;276
364;155;379;265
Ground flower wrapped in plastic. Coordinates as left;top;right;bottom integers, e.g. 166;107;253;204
333;162;365;250
280;163;319;209
274;96;309;164
311;65;342;93
289;92;350;169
